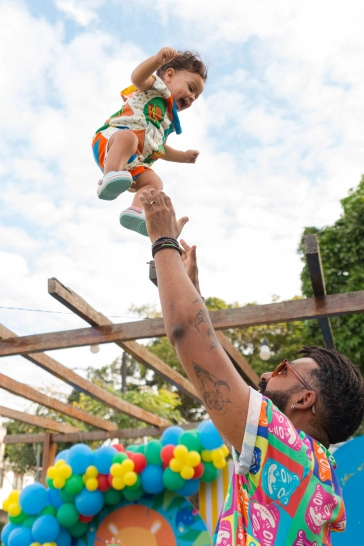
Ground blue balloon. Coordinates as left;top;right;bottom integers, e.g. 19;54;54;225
67;444;93;474
93;446;116;474
32;515;60;543
19;483;48;516
8;528;33;546
75;489;104;517
161;426;184;446
57;528;72;546
48;488;63;509
197;421;209;431
176;478;200;497
200;421;223;450
140;465;164;494
55;449;69;463
1;524;20;546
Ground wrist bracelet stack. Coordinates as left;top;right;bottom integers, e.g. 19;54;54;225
152;236;182;259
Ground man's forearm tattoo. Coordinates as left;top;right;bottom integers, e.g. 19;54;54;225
193;362;231;414
195;309;219;350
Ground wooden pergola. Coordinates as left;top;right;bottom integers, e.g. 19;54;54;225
0;234;363;481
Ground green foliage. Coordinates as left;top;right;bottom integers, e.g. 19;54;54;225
298;175;364;372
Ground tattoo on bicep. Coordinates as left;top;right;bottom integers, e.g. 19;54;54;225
193;362;231;414
195;309;219;350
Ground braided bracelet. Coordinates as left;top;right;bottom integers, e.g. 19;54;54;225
152;241;182;259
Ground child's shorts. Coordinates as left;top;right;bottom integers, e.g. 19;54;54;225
92;127;152;192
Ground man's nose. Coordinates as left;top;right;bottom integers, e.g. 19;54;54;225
260;371;273;382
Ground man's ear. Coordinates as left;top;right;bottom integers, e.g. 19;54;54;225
295;390;317;412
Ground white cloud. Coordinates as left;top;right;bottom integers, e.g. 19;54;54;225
55;0;105;26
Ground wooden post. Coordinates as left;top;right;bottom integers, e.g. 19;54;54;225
41;433;57;484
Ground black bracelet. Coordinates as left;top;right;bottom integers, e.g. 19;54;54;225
153;236;178;246
152;243;182;258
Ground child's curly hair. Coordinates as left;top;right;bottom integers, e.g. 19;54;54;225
157;51;208;82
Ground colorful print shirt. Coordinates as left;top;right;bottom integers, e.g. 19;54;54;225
213;388;346;546
94;75;181;170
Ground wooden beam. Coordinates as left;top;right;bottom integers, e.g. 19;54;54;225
1;291;364;355
0;405;78;433
41;432;56;483
304;234;335;349
0;325;170;427
0;373;117;431
48;278;199;401
3;422;200;445
215;332;259;388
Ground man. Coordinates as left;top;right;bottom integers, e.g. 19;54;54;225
140;189;364;546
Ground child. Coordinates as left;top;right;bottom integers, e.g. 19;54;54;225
92;47;207;236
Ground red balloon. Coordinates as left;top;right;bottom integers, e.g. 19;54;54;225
98;473;111;491
125;450;134;457
161;445;175;465
113;443;125;452
107;474;113;486
193;462;205;479
79;515;93;523
130;453;147;474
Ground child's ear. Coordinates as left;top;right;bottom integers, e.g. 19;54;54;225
164;67;175;81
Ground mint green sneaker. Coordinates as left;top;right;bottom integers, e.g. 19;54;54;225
119;207;148;237
97;171;132;200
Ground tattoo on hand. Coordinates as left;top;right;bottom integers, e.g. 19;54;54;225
195;309;219;349
193;362;231;414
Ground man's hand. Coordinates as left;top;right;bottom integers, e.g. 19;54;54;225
180;239;201;295
184;150;200;163
156;47;178;67
140;189;188;243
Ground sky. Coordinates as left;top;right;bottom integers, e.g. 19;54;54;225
0;0;364;418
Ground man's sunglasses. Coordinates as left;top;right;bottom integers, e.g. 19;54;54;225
272;360;315;396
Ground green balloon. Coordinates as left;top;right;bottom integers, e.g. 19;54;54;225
123;488;143;501
57;503;79;528
46;476;56;489
65;475;84;496
68;522;88;538
162;468;185;491
126;445;138;452
60;489;76;503
22;516;37;528
41;506;57;517
136;444;146;454
8;511;26;525
112;452;128;464
178;430;202;452
103;488;123;505
145;440;162;465
124;475;141;492
200;462;219;483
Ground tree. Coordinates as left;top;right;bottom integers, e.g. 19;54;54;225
298;175;364;373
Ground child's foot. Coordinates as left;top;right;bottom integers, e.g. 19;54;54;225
119;207;148;237
97;171;132;200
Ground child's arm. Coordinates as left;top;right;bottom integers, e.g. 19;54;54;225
163;145;199;164
131;47;178;92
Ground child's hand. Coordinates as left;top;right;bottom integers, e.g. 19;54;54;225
156;47;178;66
184;150;200;163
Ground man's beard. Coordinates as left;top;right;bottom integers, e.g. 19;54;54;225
258;380;302;414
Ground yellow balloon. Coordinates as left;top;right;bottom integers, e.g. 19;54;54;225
123;471;137;487
47;466;57;479
8;503;21;517
110;463;123;478
169;458;183;473
53;477;66;489
180;465;194;480
82;474;88;485
112;477;125;490
9;491;20;502
55;460;65;468
43;542;56;546
58;464;72;479
201;450;212;462
213;458;227;469
2;499;10;512
186;451;201;467
30;542;42;546
120;459;134;474
86;478;98;491
173;445;188;461
221;445;230;458
211;448;224;462
85;465;98;479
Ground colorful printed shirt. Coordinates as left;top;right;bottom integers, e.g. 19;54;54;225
94;75;181;170
213;388;346;546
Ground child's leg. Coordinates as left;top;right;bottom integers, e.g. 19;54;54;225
119;170;163;236
97;130;138;201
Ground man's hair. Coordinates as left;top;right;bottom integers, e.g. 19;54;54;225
297;346;364;444
157;51;208;82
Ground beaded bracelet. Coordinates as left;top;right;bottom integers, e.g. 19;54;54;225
152;239;182;259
